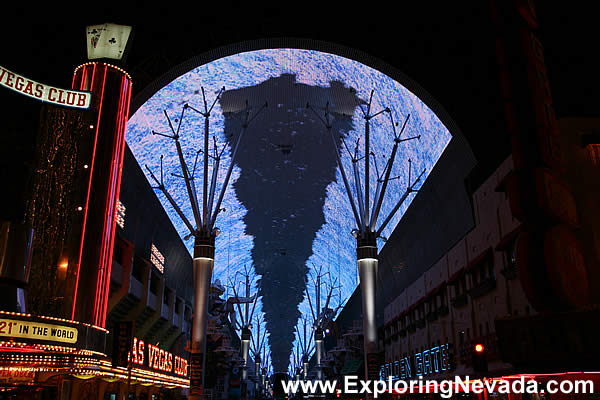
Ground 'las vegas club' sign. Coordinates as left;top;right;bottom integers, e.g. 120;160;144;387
0;65;91;109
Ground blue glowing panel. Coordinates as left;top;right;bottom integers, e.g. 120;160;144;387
126;49;452;371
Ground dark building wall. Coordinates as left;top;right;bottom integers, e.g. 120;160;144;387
334;135;478;333
376;135;477;310
105;144;195;357
118;144;194;301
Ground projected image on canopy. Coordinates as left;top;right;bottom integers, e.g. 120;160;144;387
125;48;452;372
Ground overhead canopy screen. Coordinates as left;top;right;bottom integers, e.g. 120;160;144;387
126;48;452;371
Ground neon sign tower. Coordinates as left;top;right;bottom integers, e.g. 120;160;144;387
69;24;133;327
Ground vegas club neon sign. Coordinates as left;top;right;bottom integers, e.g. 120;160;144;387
129;337;188;377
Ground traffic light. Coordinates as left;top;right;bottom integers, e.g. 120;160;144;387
472;343;488;373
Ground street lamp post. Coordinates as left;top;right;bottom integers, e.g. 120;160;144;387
146;90;266;399
230;267;261;400
302;265;343;384
251;314;268;396
309;94;423;391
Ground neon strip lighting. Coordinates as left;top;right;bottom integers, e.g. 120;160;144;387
94;72;132;327
72;63;106;320
102;74;131;325
93;64;111;325
95;68;119;326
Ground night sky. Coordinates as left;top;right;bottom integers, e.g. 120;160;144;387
1;4;597;201
1;4;597;133
1;2;598;372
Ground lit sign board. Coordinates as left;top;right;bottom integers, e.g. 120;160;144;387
380;343;452;380
115;200;126;229
129;337;188;377
0;65;91;109
86;23;132;61
150;244;165;273
0;368;35;382
0;317;78;344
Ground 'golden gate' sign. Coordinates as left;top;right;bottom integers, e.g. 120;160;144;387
0;65;91;109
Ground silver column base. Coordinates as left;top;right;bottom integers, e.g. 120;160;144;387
358;256;379;383
189;255;214;400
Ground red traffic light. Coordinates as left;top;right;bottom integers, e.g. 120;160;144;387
474;344;485;353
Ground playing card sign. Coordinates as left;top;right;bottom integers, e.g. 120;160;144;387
86;23;132;61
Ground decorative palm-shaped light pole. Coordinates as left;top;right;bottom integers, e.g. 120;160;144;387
295;316;313;380
230;267;261;400
146;88;266;399
293;264;343;385
290;321;308;380
261;350;272;397
305;265;342;381
308;93;423;384
250;314;268;397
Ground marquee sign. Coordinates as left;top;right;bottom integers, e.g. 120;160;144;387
380;343;453;381
129;336;189;378
0;368;35;383
0;65;91;109
0;311;106;354
0;317;78;344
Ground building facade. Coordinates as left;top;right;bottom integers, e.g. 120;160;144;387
379;117;600;399
382;155;521;381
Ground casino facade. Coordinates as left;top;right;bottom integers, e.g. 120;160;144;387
0;26;198;399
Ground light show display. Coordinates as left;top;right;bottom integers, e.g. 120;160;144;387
126;48;452;371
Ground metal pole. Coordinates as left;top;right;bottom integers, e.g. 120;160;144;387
203;116;209;229
303;322;308;380
328;127;362;227
353;160;366;230
316;274;321;326
255;355;261;397
356;233;378;389
370;141;398;231
315;330;323;381
190;235;215;400
303;354;309;380
245;275;250;326
365;118;370;225
206;145;220;228
241;327;250;400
